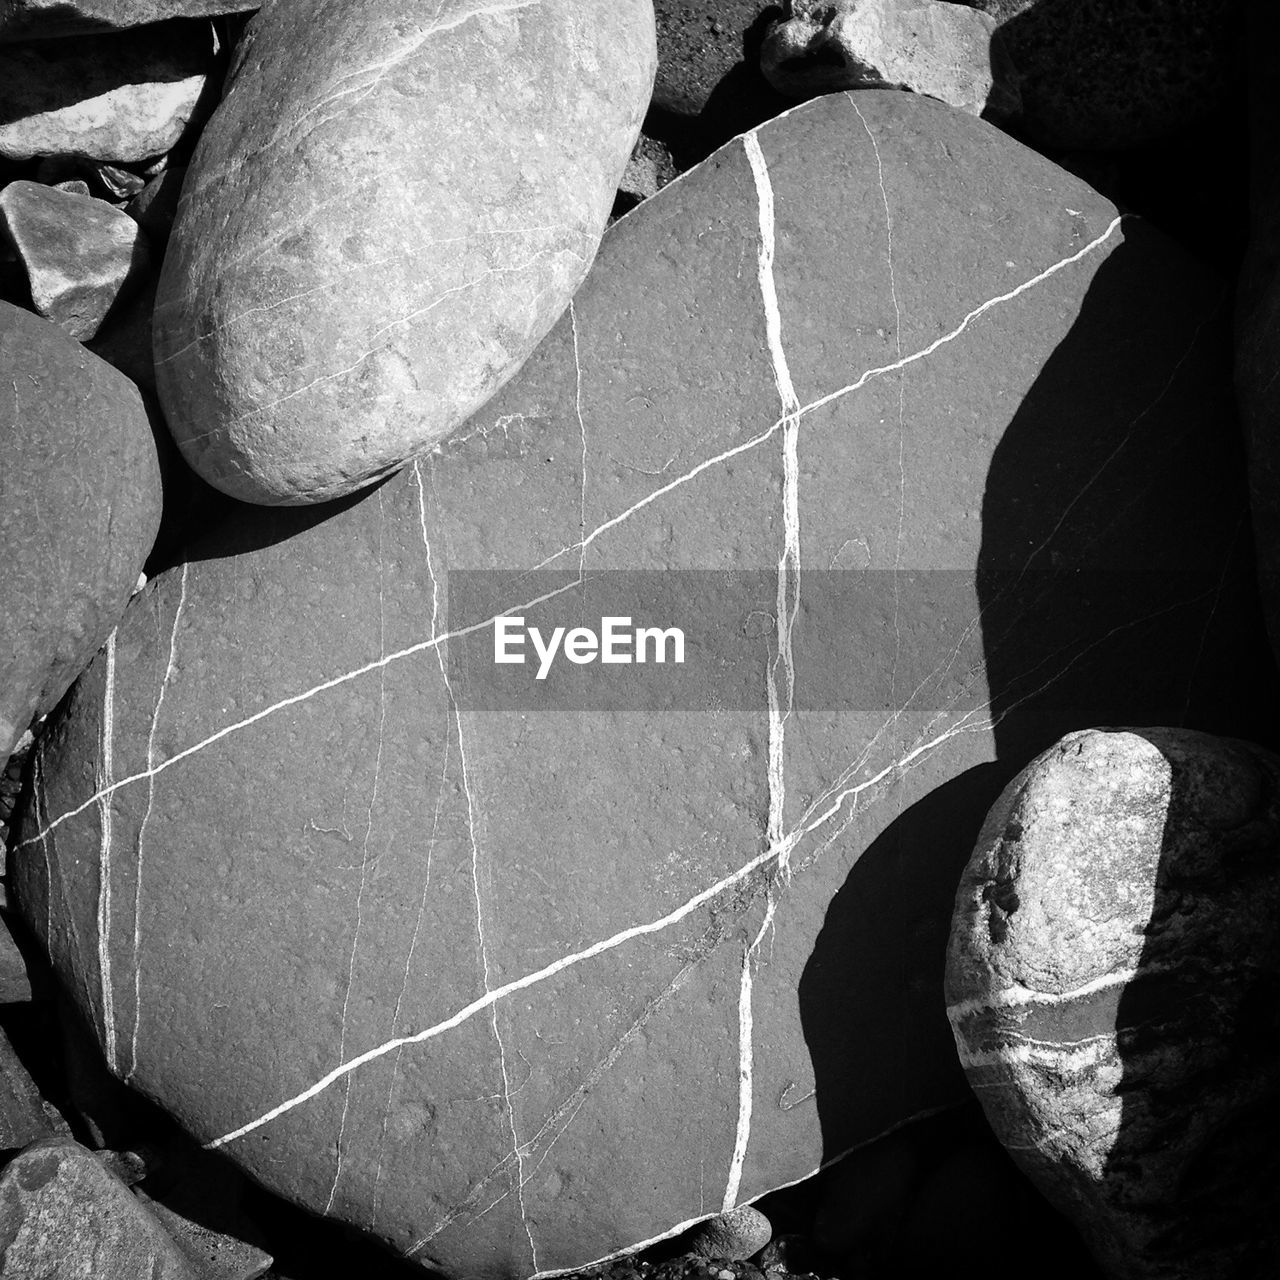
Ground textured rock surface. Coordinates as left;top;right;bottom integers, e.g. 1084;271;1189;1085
0;22;213;163
0;1026;59;1150
652;0;768;116
0;301;163;759
761;0;1020;118
0;1135;198;1278
968;0;1240;149
0;0;254;40
689;1206;771;1261
0;181;150;340
13;93;1271;1278
153;0;656;505
946;728;1280;1278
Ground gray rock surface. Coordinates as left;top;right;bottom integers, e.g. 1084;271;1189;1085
947;727;1280;1278
0;1136;199;1279
0;300;163;760
0;1026;62;1150
0;180;150;340
0;22;214;163
13;92;1271;1279
761;0;1021;118
153;0;656;505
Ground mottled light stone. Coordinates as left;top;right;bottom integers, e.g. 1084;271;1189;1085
0;301;163;760
689;1205;772;1261
0;1137;198;1279
13;94;1270;1280
0;182;151;341
152;0;657;505
0;24;213;163
761;0;1021;118
947;728;1280;1278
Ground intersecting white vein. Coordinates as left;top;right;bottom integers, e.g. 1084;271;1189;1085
372;463;455;1223
852;98;907;716
127;564;189;1084
412;463;538;1266
326;504;390;1216
24;223;1122;858
530;216;1123;574
408;958;701;1256
96;630;119;1073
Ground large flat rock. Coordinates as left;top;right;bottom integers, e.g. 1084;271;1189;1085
13;92;1272;1278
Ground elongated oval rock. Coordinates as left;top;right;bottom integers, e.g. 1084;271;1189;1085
13;93;1274;1278
153;0;656;505
0;301;163;761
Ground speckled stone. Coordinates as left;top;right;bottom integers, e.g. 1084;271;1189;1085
152;0;656;505
0;1136;198;1279
0;181;151;341
0;23;214;164
689;1206;771;1262
947;728;1280;1278
12;93;1270;1279
0;300;163;759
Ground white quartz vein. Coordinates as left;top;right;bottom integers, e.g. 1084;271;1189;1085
97;631;119;1073
946;966;1144;1021
21;222;1126;932
571;298;587;577
127;564;189;1084
325;512;389;1216
723;896;776;1212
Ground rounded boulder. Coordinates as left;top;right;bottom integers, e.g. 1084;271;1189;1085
153;0;656;505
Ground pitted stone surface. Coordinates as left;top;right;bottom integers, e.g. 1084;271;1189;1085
152;0;656;505
0;23;213;163
946;728;1280;1278
0;301;162;761
13;93;1270;1278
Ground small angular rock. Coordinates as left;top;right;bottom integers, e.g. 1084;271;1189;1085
0;180;150;340
761;0;1021;118
690;1206;772;1262
947;727;1280;1278
0;1135;198;1278
0;23;213;164
0;1026;61;1150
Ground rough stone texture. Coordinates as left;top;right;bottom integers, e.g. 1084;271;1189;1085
12;93;1273;1278
0;1135;199;1278
761;0;1021;118
689;1206;771;1261
967;0;1241;149
138;1190;273;1280
153;0;656;506
0;301;163;760
652;0;767;116
0;1026;59;1150
0;22;214;163
946;728;1280;1279
0;181;151;341
0;0;255;40
1236;8;1280;668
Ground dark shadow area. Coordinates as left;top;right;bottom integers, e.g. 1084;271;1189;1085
642;7;792;171
796;196;1279;1272
1090;730;1280;1274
